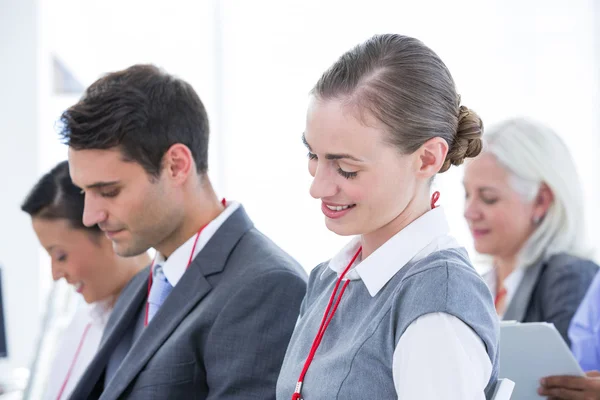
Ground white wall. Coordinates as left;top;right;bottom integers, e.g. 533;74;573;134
0;0;42;372
217;0;600;270
42;0;222;186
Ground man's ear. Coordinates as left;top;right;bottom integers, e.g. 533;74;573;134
162;143;195;185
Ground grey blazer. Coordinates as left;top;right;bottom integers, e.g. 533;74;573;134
68;206;307;400
503;253;598;345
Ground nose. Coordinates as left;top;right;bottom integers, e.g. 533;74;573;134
309;163;339;200
463;198;482;222
51;261;65;282
82;193;108;228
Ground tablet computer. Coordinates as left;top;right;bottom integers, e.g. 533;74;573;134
499;321;584;399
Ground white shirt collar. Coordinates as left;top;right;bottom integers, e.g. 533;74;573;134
154;201;241;288
88;298;114;325
324;206;459;297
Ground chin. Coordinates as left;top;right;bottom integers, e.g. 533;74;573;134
324;218;360;236
113;241;147;258
81;293;96;304
473;242;495;256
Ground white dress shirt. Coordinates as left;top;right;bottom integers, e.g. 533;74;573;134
154;201;240;287
326;206;493;399
44;300;112;400
483;267;525;318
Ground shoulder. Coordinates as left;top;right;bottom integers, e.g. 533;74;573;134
306;260;336;290
400;248;489;298
544;253;599;273
308;260;331;281
233;227;307;280
390;249;498;347
395;248;495;320
539;253;599;287
392;248;494;312
574;268;600;314
588;270;600;294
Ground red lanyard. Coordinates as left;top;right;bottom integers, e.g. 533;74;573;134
495;286;507;309
144;198;227;327
292;246;362;400
292;193;438;398
56;322;92;400
430;191;440;209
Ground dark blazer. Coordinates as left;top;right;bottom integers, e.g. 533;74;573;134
68;206;307;399
503;252;598;345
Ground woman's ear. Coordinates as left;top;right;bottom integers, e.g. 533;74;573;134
416;137;449;179
532;183;554;224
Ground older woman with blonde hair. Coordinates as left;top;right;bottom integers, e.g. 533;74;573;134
463;117;598;344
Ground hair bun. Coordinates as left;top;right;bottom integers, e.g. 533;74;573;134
440;105;483;172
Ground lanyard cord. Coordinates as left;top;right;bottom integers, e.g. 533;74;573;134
143;198;227;327
55;322;92;400
144;227;203;327
292;246;362;400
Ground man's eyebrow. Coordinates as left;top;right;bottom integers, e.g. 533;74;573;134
83;181;120;190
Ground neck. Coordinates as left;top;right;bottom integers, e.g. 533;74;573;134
108;252;151;307
360;195;429;259
157;177;224;258
494;255;518;283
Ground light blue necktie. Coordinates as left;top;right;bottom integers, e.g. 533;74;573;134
147;264;174;324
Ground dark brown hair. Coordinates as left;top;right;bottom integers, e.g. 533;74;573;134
59;64;210;177
21;160;100;233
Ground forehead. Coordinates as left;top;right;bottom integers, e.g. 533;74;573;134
464;152;510;185
305;97;387;154
32;217;78;246
68;147;146;187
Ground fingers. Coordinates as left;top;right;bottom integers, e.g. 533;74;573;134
537;385;586;399
542;376;591;391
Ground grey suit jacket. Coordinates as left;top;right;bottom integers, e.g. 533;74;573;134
68;206;307;400
503;252;598;345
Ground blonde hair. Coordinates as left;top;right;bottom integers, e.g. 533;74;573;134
483;117;589;267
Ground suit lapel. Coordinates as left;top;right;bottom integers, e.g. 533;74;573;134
503;259;545;321
100;206;254;399
100;267;150;347
101;266;212;399
69;267;149;399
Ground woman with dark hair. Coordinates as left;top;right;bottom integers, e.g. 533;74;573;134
22;160;149;400
276;34;499;399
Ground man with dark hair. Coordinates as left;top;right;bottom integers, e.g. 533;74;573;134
64;64;307;400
